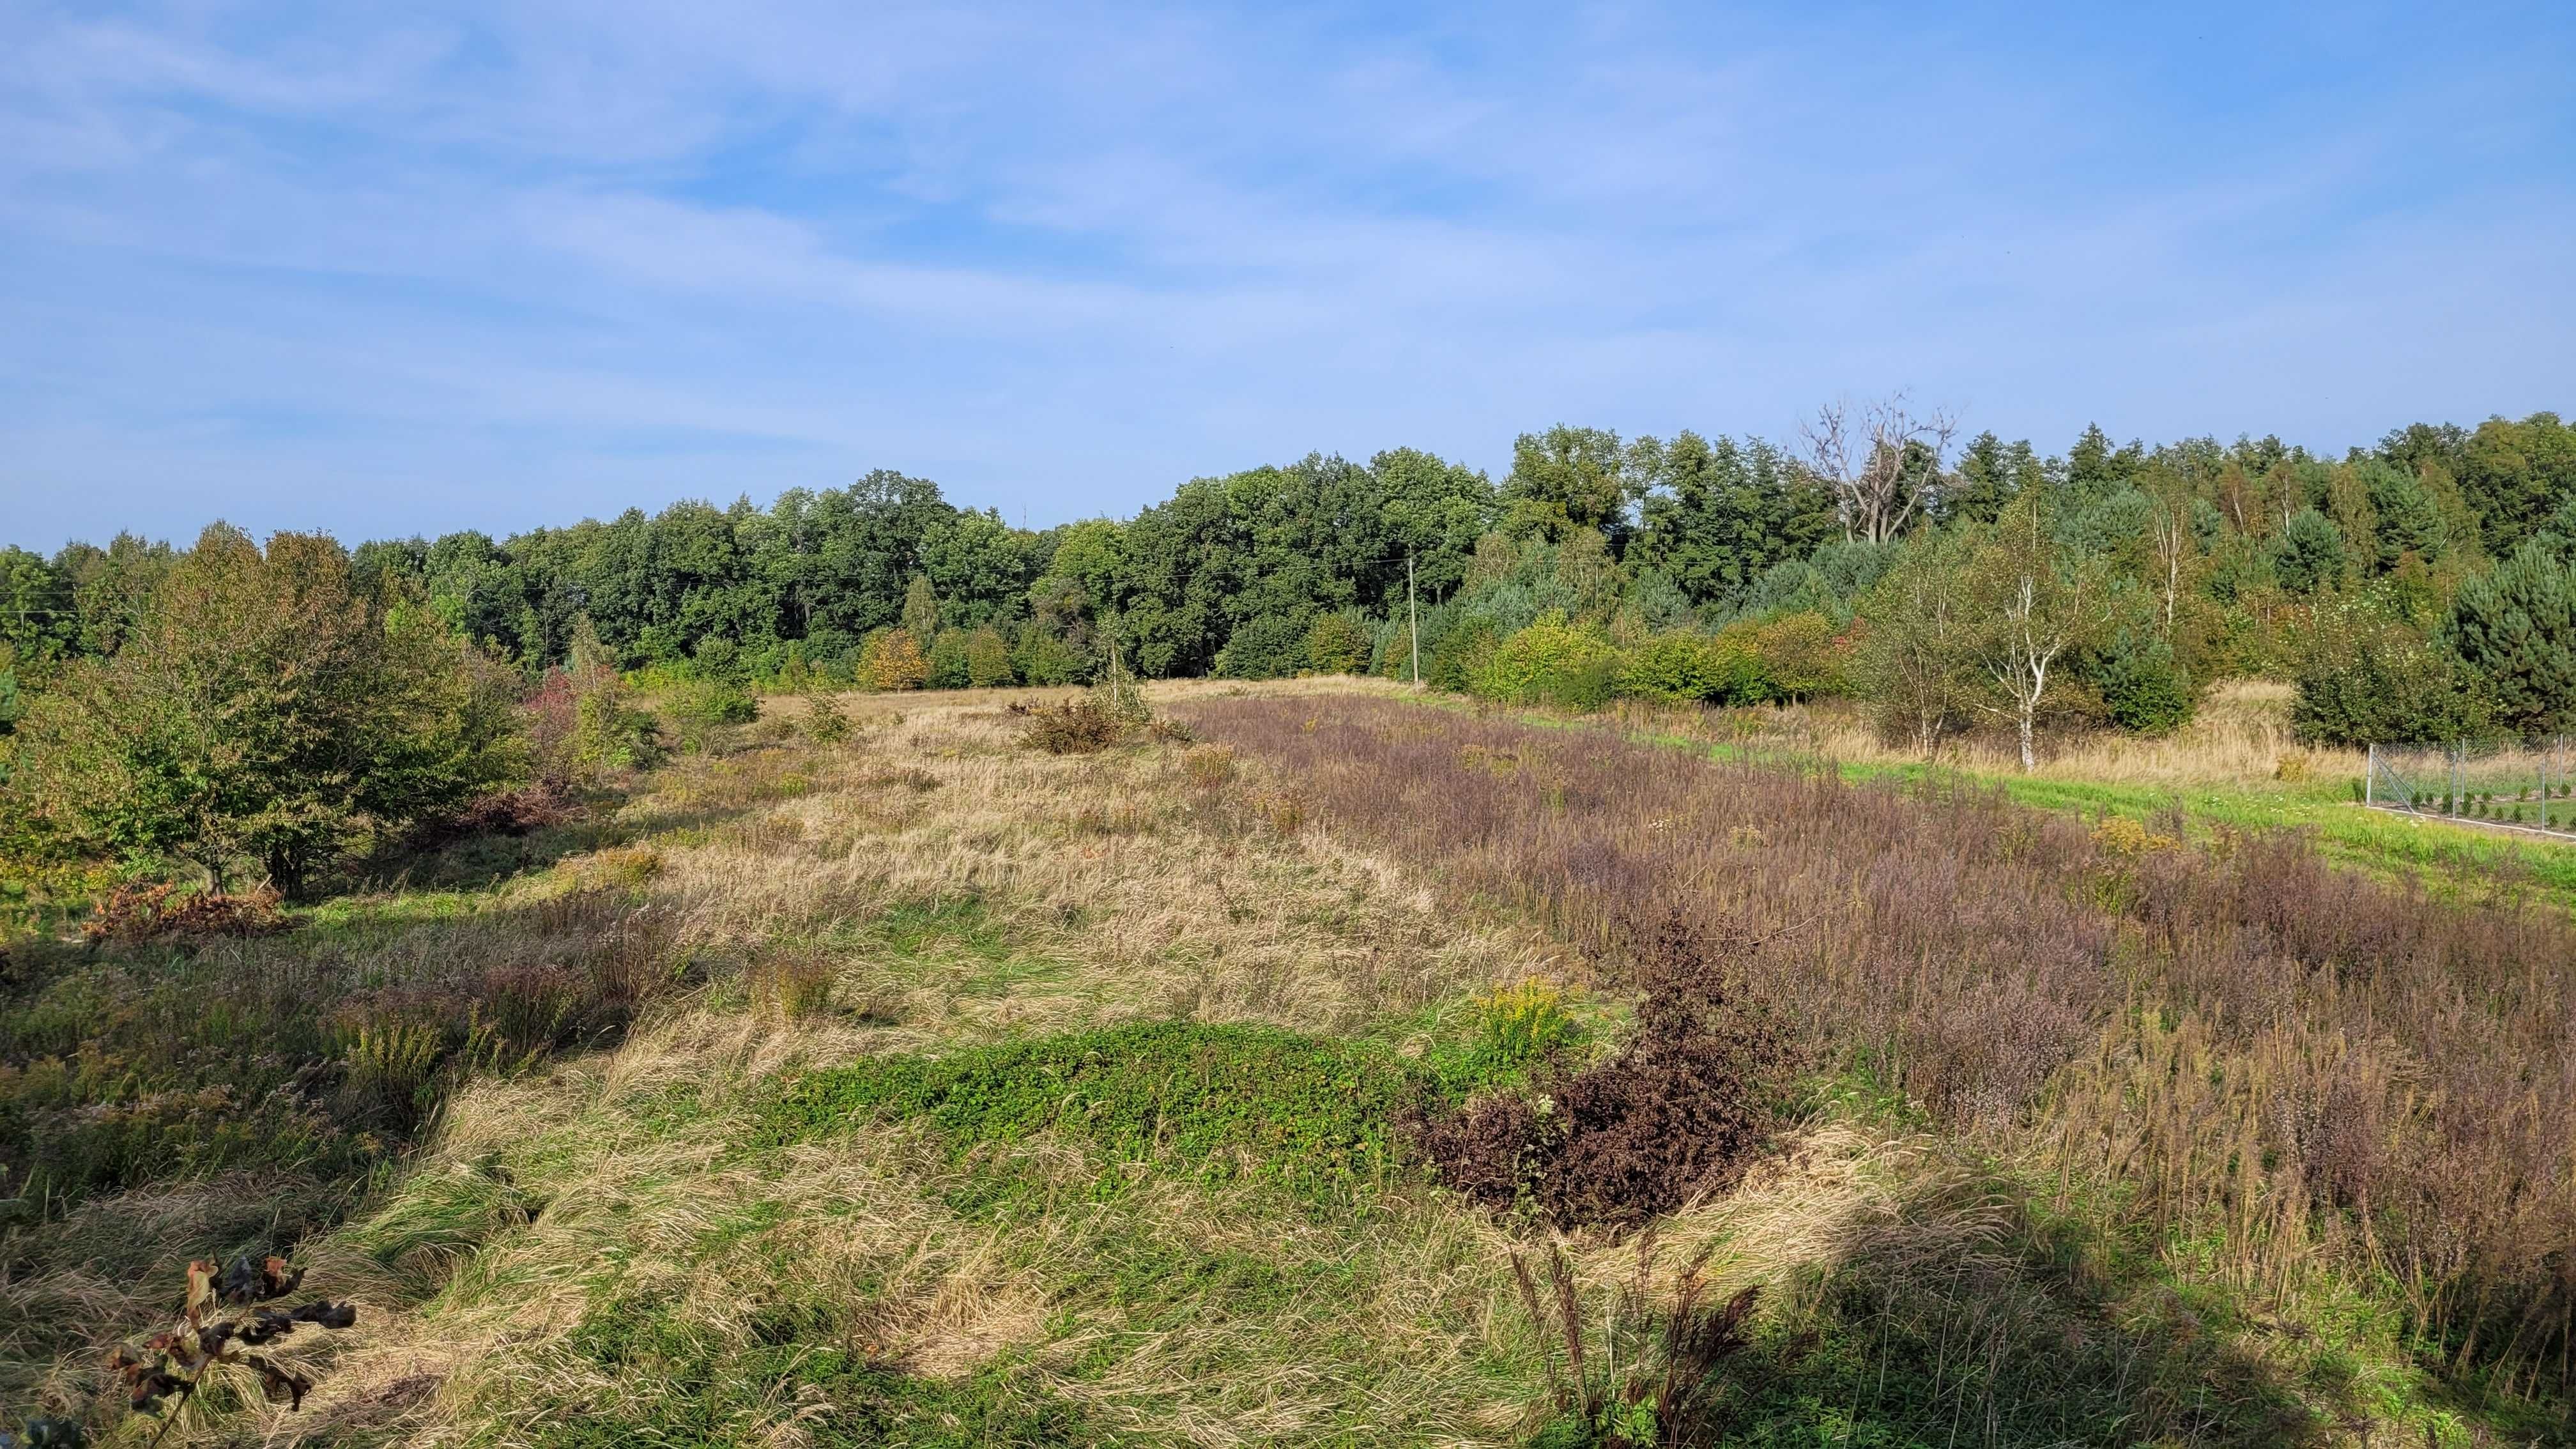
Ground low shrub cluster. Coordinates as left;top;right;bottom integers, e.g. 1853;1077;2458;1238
1011;697;1127;753
1010;678;1191;755
1416;916;1786;1227
79;884;291;947
1462;611;1850;714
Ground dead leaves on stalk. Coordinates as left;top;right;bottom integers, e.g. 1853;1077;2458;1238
107;1254;355;1434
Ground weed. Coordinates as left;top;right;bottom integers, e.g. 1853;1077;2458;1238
106;1255;356;1438
804;687;854;744
1515;1235;1759;1448
749;951;836;1021
1183;743;1238;788
1422;979;1587;1096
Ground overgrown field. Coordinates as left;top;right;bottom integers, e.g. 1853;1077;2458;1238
1183;693;2576;1438
4;684;2570;1445
1485;682;2576;910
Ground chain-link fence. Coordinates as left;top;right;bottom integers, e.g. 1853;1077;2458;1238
2367;735;2576;839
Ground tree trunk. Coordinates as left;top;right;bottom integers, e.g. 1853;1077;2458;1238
2018;698;2037;772
266;845;303;903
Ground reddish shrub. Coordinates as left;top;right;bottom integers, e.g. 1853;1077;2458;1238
1418;912;1786;1227
84;884;293;946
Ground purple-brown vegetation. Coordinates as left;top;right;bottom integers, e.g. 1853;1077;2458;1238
1416;910;1788;1228
1185;694;2576;1393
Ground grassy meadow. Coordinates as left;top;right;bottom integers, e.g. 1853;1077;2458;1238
4;680;2574;1446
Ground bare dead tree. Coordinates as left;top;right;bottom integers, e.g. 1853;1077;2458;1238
1798;394;1959;544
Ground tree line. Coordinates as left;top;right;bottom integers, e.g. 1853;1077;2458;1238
2;406;2571;896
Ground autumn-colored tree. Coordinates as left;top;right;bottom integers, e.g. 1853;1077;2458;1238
859;627;930;691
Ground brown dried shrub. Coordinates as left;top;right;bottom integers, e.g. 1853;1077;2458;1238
401;782;581;853
1016;698;1128;754
83;884;293;947
1417;912;1787;1227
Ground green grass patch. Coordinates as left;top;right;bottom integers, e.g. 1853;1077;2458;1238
764;1021;1421;1208
866;894;1018;963
544;1294;1119;1449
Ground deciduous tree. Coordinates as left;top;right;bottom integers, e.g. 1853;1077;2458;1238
1958;496;2113;770
3;525;518;896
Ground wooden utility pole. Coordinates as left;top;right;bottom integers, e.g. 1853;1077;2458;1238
1407;554;1421;686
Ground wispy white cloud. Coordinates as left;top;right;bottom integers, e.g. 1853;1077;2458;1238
3;0;2571;547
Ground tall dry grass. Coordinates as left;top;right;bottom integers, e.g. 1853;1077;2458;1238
1184;694;2576;1395
1601;679;2358;788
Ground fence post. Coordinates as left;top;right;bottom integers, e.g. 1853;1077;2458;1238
2366;744;2375;809
2451;745;2462;817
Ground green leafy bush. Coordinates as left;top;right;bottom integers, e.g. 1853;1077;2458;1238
1011;627;1087;686
2291;612;2485;745
1302;611;1370;675
1426;614;1505;693
1726;611;1846;702
668;678;757;726
1216;614;1308;680
926;629;972;689
1620;632;1765;705
2089;629;2196;735
1476;620;1625;710
963;627;1017;687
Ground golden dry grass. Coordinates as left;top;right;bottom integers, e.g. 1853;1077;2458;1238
1610;680;2359;789
217;684;1583;1446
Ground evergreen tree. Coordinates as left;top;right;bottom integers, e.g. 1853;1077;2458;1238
2272;509;2349;595
2442;534;2576;733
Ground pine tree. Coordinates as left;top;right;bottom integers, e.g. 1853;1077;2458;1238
2443;535;2576;733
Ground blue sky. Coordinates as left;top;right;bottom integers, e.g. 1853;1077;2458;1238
4;1;2572;551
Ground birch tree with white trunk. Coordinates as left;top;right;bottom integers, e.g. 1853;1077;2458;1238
1961;494;2112;770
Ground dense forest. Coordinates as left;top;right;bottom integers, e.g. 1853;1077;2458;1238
4;406;2572;770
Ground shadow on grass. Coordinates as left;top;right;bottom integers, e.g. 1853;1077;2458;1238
1695;1151;2548;1449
